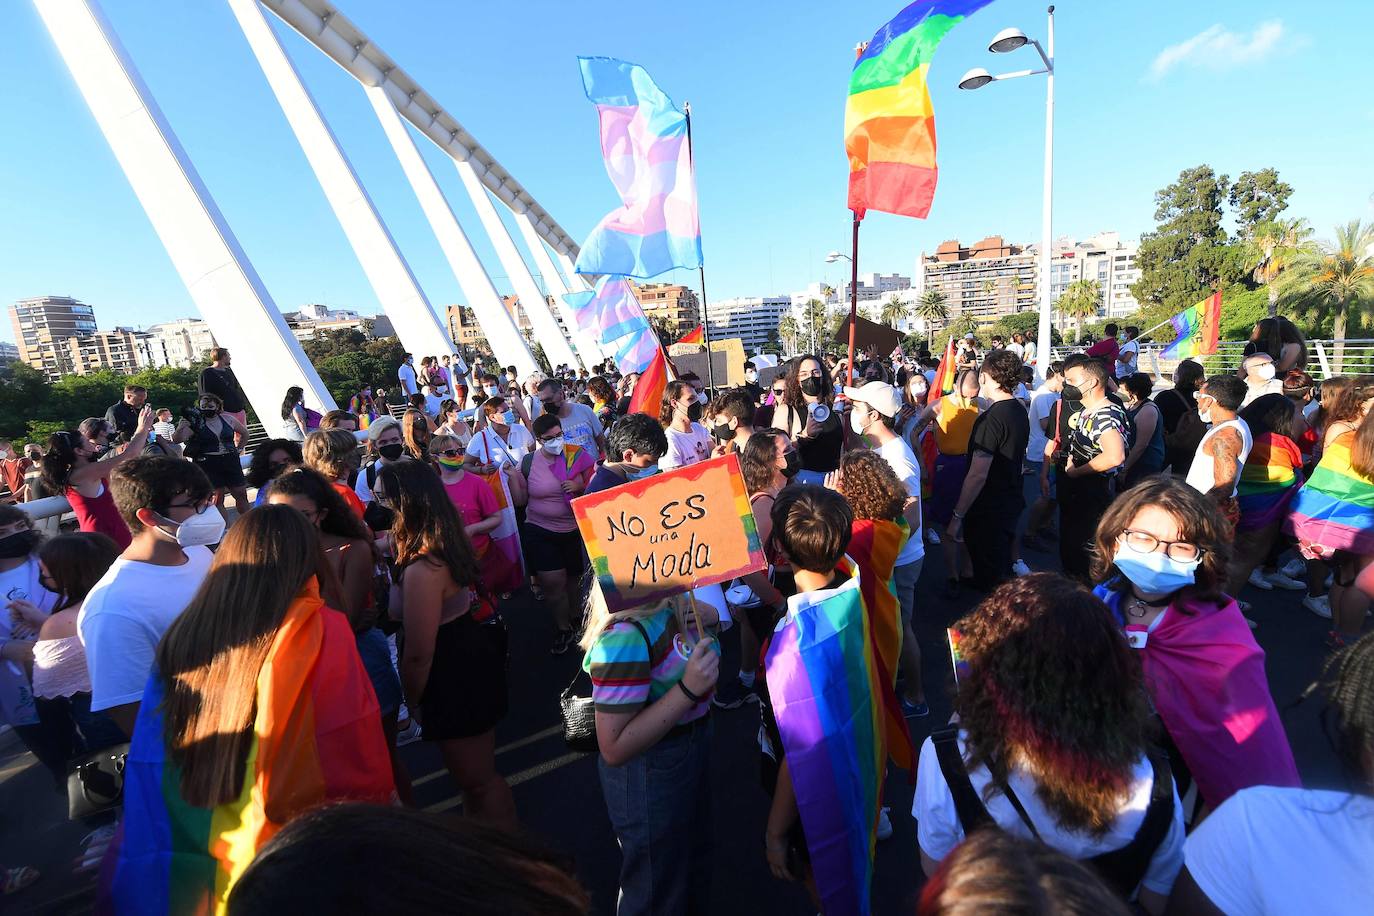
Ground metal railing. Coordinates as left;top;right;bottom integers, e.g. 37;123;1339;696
1048;339;1374;381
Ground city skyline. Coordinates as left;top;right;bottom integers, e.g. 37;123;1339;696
2;1;1371;342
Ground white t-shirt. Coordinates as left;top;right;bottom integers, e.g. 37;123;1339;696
1027;385;1060;462
550;402;604;457
397;362;418;396
77;546;214;712
1117;339;1140;377
465;425;534;471
423;393;444;417
877;436;925;566
0;557;57;727
661;423;713;471
914;731;1185;897
1185;786;1374;916
1007;342;1024;359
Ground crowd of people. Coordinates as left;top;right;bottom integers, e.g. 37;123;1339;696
0;313;1371;913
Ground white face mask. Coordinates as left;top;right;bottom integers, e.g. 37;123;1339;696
158;507;226;548
1255;363;1276;381
745;370;758;383
541;436;565;455
1198;408;1213;425
850;408;871;435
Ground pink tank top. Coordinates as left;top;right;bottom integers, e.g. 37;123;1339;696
66;480;132;550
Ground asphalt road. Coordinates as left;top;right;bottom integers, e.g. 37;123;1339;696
0;530;1357;915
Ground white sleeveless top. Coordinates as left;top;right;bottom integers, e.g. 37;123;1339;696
32;636;92;699
1185;418;1253;497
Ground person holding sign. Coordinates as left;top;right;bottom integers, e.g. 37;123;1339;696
520;415;596;656
581;585;719;916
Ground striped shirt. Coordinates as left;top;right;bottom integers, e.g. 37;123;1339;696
583;605;713;724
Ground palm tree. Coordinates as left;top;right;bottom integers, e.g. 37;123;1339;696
1282;220;1374;373
778;314;799;355
800;298;827;354
879;293;908;329
1244;217;1313;318
913;289;949;333
1057;279;1102;343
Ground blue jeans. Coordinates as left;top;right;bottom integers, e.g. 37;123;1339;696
599;721;713;915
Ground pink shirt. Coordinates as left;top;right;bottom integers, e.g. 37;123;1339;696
524;447;595;533
443;472;499;556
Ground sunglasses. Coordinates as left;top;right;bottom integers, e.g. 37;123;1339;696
436;448;462;458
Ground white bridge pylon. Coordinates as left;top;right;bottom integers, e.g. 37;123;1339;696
34;0;598;418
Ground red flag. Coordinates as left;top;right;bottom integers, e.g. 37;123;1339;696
675;324;704;345
930;336;956;396
629;346;669;416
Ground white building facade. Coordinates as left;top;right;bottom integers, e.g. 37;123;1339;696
1043;232;1142;326
143;318;219;369
707;296;793;353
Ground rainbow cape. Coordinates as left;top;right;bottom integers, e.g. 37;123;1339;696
107;584;394;914
1235;433;1303;531
845;1;994;219
765;559;886;916
845;520;916;774
348;394;378;430
573;57;702;278
1285;431;1374;557
1160;291;1222;360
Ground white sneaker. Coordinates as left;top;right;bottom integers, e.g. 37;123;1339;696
1264;570;1306;591
1282;558;1307;579
1304;594;1333;619
395;718;422;746
1012;559;1031;576
925;529;941;545
876;806;893;841
1246;569;1274;591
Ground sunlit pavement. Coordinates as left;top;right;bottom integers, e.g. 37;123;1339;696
0;533;1353;914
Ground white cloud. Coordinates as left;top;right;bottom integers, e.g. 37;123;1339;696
1147;20;1288;82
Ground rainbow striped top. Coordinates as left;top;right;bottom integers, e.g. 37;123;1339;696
1286;431;1374;558
1235;433;1303;531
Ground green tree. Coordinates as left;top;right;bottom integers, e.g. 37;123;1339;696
1242;216;1313;318
1228;168;1293;236
1057;279;1102;342
1132;165;1241;313
778;314;800;354
950;314;979;340
879;293;907;328
913;289;949;331
1281;220;1374;373
857;304;876;324
799;298;828;353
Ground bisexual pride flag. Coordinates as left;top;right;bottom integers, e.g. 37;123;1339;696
574;57;702;279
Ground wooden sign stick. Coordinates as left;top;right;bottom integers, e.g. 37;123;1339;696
687;581;706;644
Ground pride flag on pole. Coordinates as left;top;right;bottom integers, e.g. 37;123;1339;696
628;345;670;416
675;324;704;345
1160;291;1223;360
562;276;660;374
574;57;702;278
765;560;887;916
930;335;956;395
845;1;994;219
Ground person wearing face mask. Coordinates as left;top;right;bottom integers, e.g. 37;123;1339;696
0;506;62;784
658;380;714;471
355;416;415;510
1185;376;1253;527
708;388;758;456
42;407;158;550
398;353;419;398
175;392;251;518
908;369;982;594
1092;478;1299;818
77;456;217;738
742;361;764;403
1115;326;1141;379
462;399;531;596
774;355;844;485
1239;353;1283;407
518;415;595;655
538;378;606;460
1119;373;1166;489
587;414;669;494
1154;359;1206;476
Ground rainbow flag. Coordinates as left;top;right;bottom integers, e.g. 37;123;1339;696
676;324;705;345
845;520;916;774
930;335;956;395
1160;291;1223;360
846;1;994;219
765;559;885;916
574;57;702;278
107;585;394;914
628;345;670;417
1236;433;1303;531
1286;432;1374;558
348;394;377;430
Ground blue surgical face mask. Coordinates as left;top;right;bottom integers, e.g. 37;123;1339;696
1112;540;1200;597
625;463;660;481
501;410;515;426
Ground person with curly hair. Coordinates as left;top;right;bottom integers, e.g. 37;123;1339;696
914;573;1185;914
1092;477;1299;814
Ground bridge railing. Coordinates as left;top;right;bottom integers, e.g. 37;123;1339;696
1048;339;1374;381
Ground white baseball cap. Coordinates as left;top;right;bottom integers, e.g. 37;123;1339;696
842;381;903;418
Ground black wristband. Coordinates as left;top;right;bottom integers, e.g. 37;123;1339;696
677;680;701;703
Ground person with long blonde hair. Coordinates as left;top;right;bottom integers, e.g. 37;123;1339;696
107;505;394;912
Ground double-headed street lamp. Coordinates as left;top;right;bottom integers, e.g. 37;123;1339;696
958;6;1056;375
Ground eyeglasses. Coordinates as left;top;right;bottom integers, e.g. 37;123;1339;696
772;388;785;396
164;499;211;516
1119;528;1204;563
537;433;563;443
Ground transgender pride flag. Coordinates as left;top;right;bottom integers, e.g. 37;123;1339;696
562;276;660;374
574;57;703;279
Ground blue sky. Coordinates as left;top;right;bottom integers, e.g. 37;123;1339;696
2;0;1372;340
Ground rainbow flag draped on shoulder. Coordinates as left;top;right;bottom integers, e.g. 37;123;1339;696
765;558;887;916
845;0;994;219
106;585;394;914
1235;433;1303;531
1286;431;1374;558
1160;291;1222;360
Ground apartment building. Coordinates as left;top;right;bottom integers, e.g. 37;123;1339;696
635;283;701;338
919;237;1038;331
66;327;152;375
142;317;219;369
1043;232;1142;324
707;296;791;353
842;272;912;303
8;295;99;380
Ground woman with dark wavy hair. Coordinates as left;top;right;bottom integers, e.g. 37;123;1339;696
914;573;1184;914
774;355;843;485
1092;477;1299;816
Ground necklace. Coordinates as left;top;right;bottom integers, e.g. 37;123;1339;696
1126;592;1169;619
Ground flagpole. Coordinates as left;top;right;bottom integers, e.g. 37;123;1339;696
846;214;860;387
683;101;716;392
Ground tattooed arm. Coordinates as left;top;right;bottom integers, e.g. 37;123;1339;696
1205;427;1243;503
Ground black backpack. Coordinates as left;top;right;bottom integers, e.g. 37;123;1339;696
930;726;1174;898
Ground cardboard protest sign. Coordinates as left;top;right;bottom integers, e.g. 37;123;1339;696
832;314;903;355
572;453;766;612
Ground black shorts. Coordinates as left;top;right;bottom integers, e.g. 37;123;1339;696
195;453;245;490
419;614;508;740
522;523;588;577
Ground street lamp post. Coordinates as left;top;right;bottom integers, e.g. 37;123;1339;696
826;250;856;382
959;6;1055;376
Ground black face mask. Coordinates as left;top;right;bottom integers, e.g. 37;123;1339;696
686;401;704;423
799;378;823;398
363;501;394;532
710;421;733;441
1060;383;1084;402
378;443;405;462
781;450;801;479
0;530;40;559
